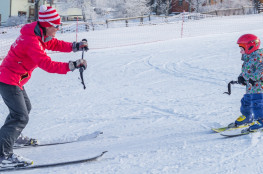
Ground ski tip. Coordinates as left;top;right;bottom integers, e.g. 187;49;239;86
95;151;108;159
211;129;221;133
93;131;103;135
102;151;108;155
211;127;227;133
220;133;232;137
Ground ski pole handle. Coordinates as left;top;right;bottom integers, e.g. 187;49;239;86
223;80;238;95
79;38;88;90
81;39;88;59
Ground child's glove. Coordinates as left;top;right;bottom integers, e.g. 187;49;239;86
237;76;246;85
249;79;255;86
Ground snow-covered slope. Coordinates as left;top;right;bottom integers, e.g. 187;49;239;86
1;14;263;173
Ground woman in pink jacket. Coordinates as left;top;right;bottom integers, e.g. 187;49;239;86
0;5;88;166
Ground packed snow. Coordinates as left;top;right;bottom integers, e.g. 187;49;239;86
1;14;263;173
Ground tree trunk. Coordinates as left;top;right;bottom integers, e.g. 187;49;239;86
81;6;87;22
34;0;40;21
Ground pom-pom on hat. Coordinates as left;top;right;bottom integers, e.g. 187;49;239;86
38;5;61;27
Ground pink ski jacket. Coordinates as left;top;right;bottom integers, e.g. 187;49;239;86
0;22;72;89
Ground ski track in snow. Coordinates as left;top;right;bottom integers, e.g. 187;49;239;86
2;15;263;173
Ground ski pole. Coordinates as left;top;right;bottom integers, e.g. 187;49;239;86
79;39;88;90
223;80;238;95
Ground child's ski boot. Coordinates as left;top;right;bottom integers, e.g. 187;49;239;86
241;119;263;133
228;115;253;128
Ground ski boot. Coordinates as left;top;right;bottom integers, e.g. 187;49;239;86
0;153;33;167
228;115;253;128
14;133;38;147
241;120;263;134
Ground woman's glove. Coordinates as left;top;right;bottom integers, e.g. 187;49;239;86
72;40;88;52
69;59;87;71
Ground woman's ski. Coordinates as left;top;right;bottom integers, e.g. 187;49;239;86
220;128;263;137
0;151;107;172
13;131;103;149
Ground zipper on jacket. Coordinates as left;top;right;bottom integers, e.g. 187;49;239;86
19;72;29;84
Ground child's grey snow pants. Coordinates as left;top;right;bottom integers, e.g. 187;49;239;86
0;82;31;156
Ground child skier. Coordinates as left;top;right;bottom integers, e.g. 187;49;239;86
228;34;263;133
0;5;88;166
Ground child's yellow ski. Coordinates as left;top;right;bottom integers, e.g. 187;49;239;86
211;124;250;133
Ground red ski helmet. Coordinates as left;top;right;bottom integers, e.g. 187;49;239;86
237;34;260;54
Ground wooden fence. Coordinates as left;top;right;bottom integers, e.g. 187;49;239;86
106;16;152;28
203;6;256;16
258;3;263;13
